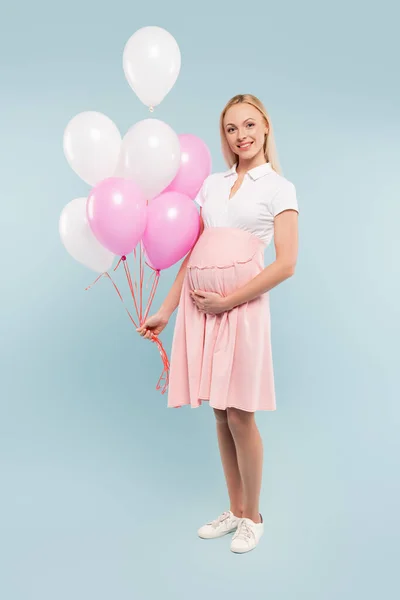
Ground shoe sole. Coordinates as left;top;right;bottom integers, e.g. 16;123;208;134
230;545;257;553
231;533;263;553
198;526;238;539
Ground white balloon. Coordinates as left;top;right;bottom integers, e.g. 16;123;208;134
123;26;181;108
119;118;181;200
63;112;122;186
59;197;114;273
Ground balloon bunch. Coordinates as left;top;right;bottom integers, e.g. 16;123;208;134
59;26;212;394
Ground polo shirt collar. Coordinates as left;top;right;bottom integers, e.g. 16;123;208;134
224;162;273;180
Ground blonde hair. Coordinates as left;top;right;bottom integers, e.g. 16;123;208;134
219;94;282;175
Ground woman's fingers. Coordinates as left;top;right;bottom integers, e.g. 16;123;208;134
137;320;151;335
138;329;150;339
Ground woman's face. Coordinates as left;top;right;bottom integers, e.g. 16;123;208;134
223;103;268;161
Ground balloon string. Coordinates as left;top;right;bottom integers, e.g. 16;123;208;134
145;267;157;290
85;251;170;395
125;246;170;394
137;244;169;393
114;255;140;323
85;271;139;329
142;270;160;323
139;242;159;322
113;257;123;272
139;242;144;322
122;258;141;323
151;334;170;394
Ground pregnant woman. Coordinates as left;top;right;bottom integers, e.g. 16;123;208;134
137;93;299;554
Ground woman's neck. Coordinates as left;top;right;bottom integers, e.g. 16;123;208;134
236;153;268;176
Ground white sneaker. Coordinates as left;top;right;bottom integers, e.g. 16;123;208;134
197;510;241;539
230;514;264;553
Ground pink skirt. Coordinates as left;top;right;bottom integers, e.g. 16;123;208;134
167;227;276;412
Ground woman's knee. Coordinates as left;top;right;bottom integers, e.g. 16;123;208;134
213;408;228;424
226;407;254;432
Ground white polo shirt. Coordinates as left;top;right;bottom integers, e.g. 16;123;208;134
194;162;299;247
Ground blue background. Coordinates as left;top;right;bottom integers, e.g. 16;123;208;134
1;1;399;598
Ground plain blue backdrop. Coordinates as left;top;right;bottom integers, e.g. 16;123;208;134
1;1;399;598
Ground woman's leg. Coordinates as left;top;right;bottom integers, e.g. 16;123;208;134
226;408;263;523
213;408;244;517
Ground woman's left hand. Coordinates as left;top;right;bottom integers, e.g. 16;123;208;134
190;289;230;315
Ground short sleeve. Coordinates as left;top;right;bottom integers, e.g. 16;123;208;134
193;176;209;208
270;181;299;217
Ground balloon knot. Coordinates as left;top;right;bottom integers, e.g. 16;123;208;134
121;255;126;261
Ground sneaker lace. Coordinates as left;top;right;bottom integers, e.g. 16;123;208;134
232;519;254;542
208;511;231;528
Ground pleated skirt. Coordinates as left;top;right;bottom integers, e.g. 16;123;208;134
167;227;276;412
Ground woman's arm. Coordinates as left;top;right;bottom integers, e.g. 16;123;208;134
158;209;205;319
223;209;299;310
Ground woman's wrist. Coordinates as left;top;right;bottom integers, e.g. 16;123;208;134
158;306;172;321
223;295;235;311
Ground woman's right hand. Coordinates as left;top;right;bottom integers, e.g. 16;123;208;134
136;310;169;340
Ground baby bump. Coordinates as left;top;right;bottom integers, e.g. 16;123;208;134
186;227;265;296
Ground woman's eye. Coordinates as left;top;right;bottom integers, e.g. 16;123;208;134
227;123;253;133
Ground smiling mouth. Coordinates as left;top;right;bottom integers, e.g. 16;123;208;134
237;142;253;149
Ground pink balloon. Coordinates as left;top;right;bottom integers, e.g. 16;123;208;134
87;177;147;256
142;191;200;271
163;134;212;199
